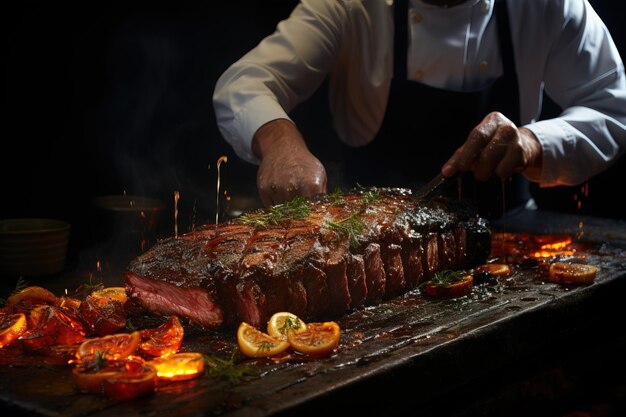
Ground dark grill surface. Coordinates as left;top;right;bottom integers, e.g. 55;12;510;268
1;208;625;417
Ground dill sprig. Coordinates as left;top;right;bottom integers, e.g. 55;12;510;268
279;316;303;334
82;351;108;372
237;196;310;227
325;212;364;249
256;341;273;353
203;352;258;385
328;187;345;206
419;270;466;288
125;318;137;332
360;188;381;205
0;277;29;305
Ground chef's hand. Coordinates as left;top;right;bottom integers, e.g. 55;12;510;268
441;112;543;181
252;119;327;207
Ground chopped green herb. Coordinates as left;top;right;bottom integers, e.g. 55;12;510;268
256;340;273;353
125;318;137;332
325;212;364;249
83;351;108;372
419;270;466;288
360;188;381;205
237;196;310;227
203;353;257;385
0;277;29;305
279;316;303;334
328;187;345;206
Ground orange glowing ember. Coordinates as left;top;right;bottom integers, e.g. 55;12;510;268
148;352;205;381
533;237;575;258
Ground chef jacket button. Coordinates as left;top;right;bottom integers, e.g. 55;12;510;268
411;12;423;24
481;0;490;13
479;60;488;70
413;70;424;80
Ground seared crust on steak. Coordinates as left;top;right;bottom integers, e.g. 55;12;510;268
124;188;491;329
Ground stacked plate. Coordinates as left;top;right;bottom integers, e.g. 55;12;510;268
0;218;71;277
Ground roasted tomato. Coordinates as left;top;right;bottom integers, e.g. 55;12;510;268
4;286;59;314
0;312;27;348
57;296;82;317
20;305;86;351
421;271;473;299
547;262;598;285
75;331;141;363
237;322;290;358
139;316;184;357
79;294;126;337
72;357;157;400
287;321;340;357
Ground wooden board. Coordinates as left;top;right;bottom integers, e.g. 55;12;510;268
1;209;625;417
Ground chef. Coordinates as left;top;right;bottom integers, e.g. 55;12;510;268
212;0;626;219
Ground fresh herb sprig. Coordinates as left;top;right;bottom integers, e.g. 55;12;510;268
328;187;345;206
203;352;258;385
237;196;310;227
279;316;303;334
0;277;29;305
325;212;364;249
419;270;466;288
360;188;381;205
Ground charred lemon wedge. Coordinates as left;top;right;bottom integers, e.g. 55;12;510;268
287;321;340;357
267;312;307;341
548;262;598;285
0;312;27;348
237;322;290;358
76;331;141;363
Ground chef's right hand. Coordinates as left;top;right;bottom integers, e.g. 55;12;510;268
252;119;327;207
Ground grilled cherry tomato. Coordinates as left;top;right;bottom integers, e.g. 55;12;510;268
139;316;184;357
237;322;290;358
4;286;59;314
547;262;598;285
422;274;473;299
267;312;307;341
72;358;157;400
20;305;86;351
79;294;126;337
57;296;82;317
76;331;141;363
287;321;340;357
0;312;27;348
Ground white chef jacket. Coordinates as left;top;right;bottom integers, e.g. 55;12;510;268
212;0;626;188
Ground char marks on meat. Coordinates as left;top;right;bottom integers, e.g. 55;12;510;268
124;188;491;329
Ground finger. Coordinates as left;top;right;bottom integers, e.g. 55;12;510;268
455;113;500;171
474;123;517;181
442;146;466;177
495;139;526;178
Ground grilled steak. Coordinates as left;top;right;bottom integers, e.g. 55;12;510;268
124;188;490;329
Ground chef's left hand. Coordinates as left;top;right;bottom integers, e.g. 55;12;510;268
441;112;543;181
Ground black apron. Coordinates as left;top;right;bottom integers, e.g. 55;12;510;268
341;0;530;220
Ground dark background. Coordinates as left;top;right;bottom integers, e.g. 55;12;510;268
1;0;624;267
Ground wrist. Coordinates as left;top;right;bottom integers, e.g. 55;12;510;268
252;119;306;160
519;127;543;179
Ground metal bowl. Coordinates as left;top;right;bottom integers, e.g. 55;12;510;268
0;218;71;277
